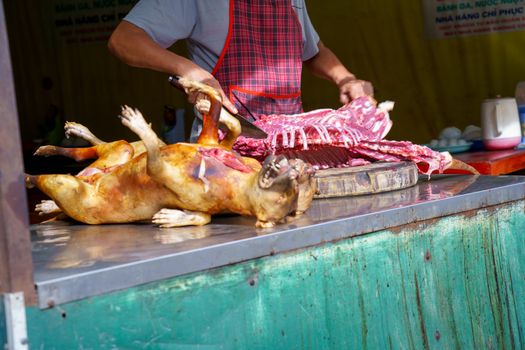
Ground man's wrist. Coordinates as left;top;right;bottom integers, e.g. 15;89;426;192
336;75;357;88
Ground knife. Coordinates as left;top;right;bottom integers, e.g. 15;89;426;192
168;75;268;139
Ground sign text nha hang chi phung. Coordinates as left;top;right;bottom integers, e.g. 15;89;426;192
422;0;525;38
53;0;137;45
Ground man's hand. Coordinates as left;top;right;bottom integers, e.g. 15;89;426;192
337;76;374;105
183;70;238;115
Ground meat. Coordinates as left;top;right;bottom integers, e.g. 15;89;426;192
233;97;456;175
26;78;317;228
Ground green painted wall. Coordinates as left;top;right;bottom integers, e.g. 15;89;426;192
15;200;525;349
0;296;5;346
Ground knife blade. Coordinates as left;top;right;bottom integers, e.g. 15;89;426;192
168;75;268;139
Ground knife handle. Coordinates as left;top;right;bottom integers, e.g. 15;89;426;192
168;75;184;91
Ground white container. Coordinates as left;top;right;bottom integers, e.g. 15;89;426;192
481;97;521;150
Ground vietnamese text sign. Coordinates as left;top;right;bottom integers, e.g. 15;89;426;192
53;0;137;45
422;0;525;38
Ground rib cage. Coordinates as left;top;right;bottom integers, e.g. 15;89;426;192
233;97;450;175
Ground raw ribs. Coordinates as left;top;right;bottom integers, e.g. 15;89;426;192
233;97;451;175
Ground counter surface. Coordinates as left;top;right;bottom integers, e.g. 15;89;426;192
31;174;525;308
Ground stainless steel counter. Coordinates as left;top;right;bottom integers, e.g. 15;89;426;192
31;174;525;308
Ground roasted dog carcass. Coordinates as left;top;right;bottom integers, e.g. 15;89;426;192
26;78;316;228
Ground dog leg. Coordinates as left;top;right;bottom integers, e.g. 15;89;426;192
119;105;165;175
65;121;166;152
34;145;99;162
152;208;211;227
64;121;106;145
25;173;104;224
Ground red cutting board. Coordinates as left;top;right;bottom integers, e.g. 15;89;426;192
451;149;525;175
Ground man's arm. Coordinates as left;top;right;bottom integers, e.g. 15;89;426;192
108;21;237;113
109;21;206;79
304;41;373;104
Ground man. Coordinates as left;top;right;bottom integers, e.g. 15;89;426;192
108;0;373;138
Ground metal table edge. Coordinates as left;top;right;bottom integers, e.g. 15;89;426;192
34;180;525;309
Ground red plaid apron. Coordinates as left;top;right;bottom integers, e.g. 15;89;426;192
212;0;303;119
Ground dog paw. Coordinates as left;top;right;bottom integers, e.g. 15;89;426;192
35;200;61;215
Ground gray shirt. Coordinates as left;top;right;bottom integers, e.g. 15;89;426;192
125;0;321;73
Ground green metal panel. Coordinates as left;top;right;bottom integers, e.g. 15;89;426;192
0;296;5;347
24;200;525;349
